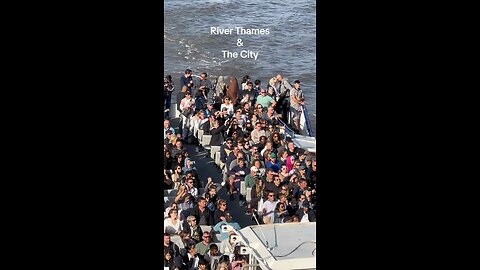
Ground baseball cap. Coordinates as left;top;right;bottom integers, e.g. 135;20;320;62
269;153;276;158
250;166;259;172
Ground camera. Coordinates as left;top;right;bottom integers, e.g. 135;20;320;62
240;247;250;255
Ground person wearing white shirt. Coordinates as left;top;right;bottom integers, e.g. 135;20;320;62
164;209;183;235
262;190;278;224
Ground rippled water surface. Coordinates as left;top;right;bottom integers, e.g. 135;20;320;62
164;0;317;130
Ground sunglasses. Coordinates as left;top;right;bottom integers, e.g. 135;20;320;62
268;195;275;197
188;182;193;184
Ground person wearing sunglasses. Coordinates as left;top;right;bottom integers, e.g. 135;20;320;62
195;232;213;257
261;191;278;224
256;88;276;110
274;201;289;223
214;199;228;225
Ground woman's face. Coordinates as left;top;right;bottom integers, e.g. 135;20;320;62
165;252;172;260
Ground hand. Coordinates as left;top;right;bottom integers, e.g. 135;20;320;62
207;177;213;183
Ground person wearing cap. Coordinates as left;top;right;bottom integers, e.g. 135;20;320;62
245;166;258;189
164;130;175;146
298;164;307;179
265;152;281;173
296;200;316;223
214;213;241;241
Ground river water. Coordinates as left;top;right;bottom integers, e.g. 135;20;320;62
164;0;316;132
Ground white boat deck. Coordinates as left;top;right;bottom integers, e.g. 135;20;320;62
238;222;317;270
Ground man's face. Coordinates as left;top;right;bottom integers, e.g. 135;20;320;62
208;104;213;109
211;248;218;256
238;160;244;167
294;82;300;89
202;233;211;243
273;177;281;186
164;235;170;244
176;142;182;148
226;140;233;148
300;181;307;188
256;124;261;130
164;120;169;128
268;193;275;201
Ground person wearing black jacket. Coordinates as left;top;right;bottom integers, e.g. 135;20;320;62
182;242;201;270
164;233;181;258
296;200;316;222
189;197;214;226
209;120;227;146
183;215;203;244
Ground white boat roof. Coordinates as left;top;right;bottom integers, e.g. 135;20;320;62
238;222;317;270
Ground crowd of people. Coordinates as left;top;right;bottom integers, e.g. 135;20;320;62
163;69;317;270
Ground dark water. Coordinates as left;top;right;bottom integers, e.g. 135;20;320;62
164;0;316;131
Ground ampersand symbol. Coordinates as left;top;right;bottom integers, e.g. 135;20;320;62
237;38;243;47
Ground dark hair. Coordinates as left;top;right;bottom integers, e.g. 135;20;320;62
186;242;196;252
185;69;192;74
254;79;261;85
166;75;172;81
